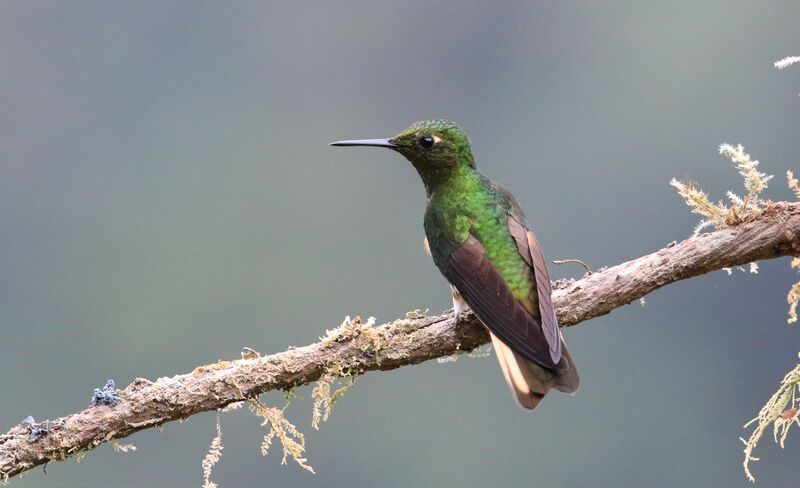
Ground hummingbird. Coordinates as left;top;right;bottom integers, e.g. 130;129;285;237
331;120;578;410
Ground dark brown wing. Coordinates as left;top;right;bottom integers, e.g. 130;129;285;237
443;235;558;369
507;215;561;364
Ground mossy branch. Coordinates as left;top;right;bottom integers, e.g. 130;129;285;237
3;202;800;481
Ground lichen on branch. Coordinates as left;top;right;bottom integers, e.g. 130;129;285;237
741;359;800;482
2;201;800;482
670;141;800;482
671;143;773;237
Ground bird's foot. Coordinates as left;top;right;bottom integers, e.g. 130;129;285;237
451;286;471;323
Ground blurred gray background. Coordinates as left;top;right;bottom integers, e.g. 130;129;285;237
2;1;799;487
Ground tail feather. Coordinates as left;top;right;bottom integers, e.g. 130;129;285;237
552;337;579;394
490;332;579;410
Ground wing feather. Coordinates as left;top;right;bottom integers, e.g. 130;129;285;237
443;236;556;369
507;216;561;364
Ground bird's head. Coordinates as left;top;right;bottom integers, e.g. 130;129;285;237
331;120;475;194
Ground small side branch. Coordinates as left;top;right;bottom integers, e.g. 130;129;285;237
2;202;800;481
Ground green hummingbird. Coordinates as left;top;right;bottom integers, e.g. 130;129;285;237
331;120;578;410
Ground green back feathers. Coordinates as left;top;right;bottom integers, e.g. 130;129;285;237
424;173;535;303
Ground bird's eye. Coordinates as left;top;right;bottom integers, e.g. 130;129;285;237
418;136;435;149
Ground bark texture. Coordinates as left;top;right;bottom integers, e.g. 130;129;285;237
2;201;800;481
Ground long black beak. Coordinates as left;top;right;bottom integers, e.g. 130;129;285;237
330;138;396;148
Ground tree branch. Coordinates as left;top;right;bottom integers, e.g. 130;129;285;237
3;202;800;481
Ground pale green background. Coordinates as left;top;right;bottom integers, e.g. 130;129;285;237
2;1;800;487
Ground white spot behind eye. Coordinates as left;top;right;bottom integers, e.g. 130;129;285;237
432;136;442;144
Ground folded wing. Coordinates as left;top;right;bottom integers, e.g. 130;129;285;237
442;233;558;369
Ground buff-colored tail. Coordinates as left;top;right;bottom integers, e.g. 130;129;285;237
490;332;579;410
